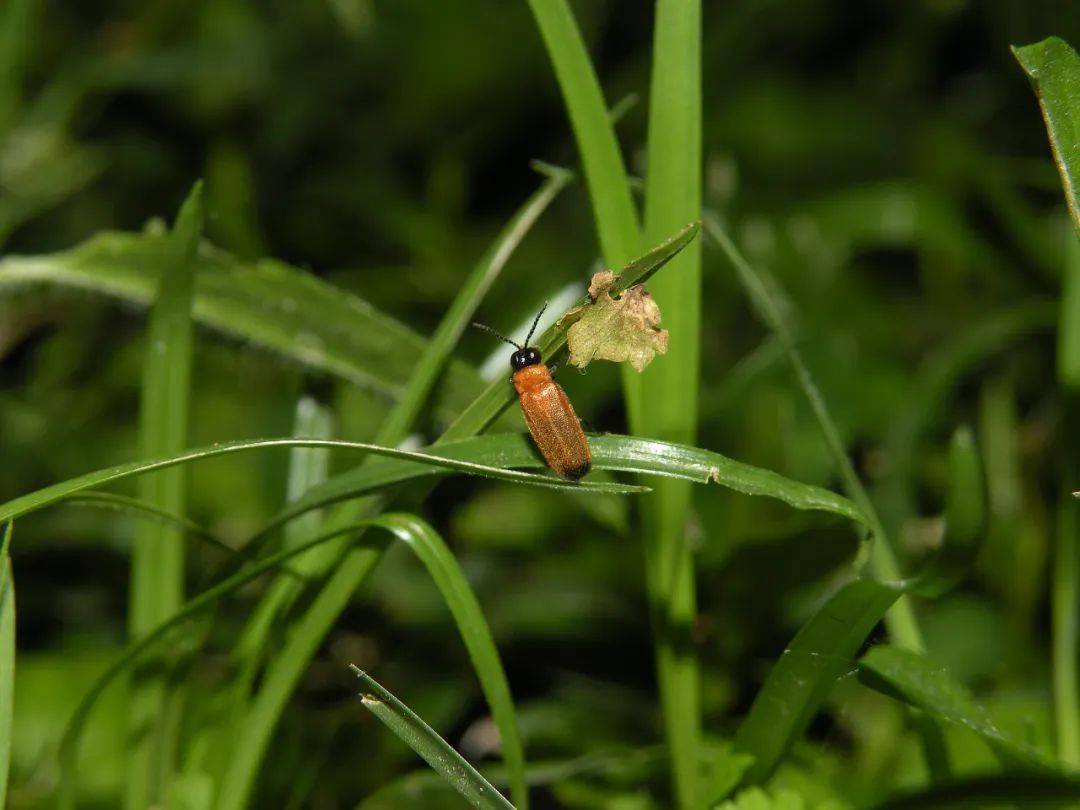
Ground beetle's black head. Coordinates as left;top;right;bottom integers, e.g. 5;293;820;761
510;347;542;371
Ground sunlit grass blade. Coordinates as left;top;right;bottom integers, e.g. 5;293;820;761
872;773;1080;809
626;2;704;804
0;522;14;808
349;666;515;810
732;428;985;788
1012;37;1080;237
216;170;572;810
127;180;202;809
445;222;699;441
705;213;924;651
858;645;1056;771
523;0;639;266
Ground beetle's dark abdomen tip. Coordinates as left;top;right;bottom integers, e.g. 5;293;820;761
563;461;591;481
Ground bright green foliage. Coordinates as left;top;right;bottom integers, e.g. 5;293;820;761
0;522;14;808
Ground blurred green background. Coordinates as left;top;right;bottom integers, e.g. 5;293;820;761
2;0;1079;807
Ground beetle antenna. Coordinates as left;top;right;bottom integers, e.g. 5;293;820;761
524;301;549;347
471;321;521;349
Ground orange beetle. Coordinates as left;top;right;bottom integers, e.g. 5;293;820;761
474;306;591;480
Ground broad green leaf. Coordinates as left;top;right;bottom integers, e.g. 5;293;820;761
128;181;202;809
350;666;514;810
0;230;486;423
1013;37;1080;237
873;773;1080;809
858;645;1055;771
0;522;14;808
732;428;985;787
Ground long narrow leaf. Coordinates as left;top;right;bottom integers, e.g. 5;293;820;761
523;0;639;266
858;645;1055;771
0;437;646;528
0;522;14;808
350;666;515;810
1012;37;1080;237
443;222;699;441
732;428;985;788
127;181;202;808
0;233;487;424
216;171;573;810
628;3;704;804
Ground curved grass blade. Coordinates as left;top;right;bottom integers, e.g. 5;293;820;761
57;517;401;807
443;222;699;440
705;213;923;649
523;0;639;267
59;492;235;556
732;428;985;788
350;666;515;810
359;514;525;809
0;522;14;808
858;645;1056;771
128;181;202;809
872;774;1080;810
0;235;486;424
0;437;647;528
1012;37;1080;237
216;430;856;810
262;433;867;540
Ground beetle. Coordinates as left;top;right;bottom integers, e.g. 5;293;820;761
473;305;591;480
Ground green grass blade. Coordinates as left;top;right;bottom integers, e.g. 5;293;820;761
56;516;405;807
872;774;1080;809
349;666;515;810
0;437;646;528
626;3;704;804
858;645;1056;771
377;165;571;446
216;426;855;810
0;522;14;808
733;577;901;788
523;0;639;266
263;433;867;539
127;181;202;809
0;234;487;425
1012;37;1080;237
706;213;924;651
215;172;573;810
363;514;525;809
732;428;985;787
443;222;699;441
58;492;230;555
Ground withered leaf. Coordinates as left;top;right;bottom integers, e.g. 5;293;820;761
565;271;669;372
